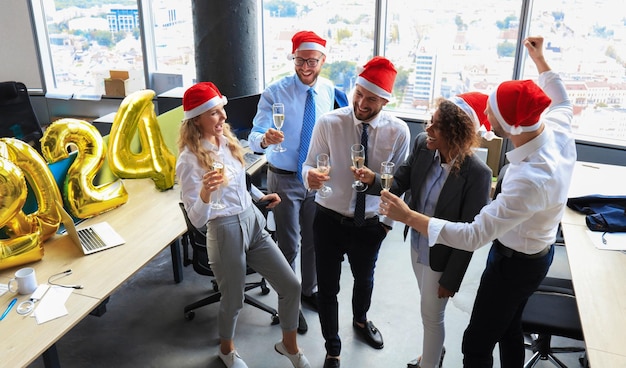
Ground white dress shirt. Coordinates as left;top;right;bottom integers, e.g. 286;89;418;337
303;106;410;221
176;136;257;229
428;70;577;254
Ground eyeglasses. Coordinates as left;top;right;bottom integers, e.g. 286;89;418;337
293;57;320;67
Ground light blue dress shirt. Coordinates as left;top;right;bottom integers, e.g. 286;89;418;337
412;151;451;265
248;74;335;172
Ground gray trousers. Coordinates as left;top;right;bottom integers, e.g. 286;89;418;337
207;206;301;339
268;170;318;296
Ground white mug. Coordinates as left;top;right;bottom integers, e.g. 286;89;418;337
8;267;38;295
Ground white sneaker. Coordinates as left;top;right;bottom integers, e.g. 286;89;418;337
218;350;248;368
274;341;311;368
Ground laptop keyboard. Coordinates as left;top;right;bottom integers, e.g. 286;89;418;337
244;152;263;169
77;228;107;251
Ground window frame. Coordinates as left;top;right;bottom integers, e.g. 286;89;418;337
26;0;626;156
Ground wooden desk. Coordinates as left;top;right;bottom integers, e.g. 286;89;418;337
0;178;186;368
560;161;626;365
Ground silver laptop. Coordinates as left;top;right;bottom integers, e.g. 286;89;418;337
56;201;125;255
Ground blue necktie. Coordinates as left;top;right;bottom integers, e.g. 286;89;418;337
297;88;315;182
354;124;369;226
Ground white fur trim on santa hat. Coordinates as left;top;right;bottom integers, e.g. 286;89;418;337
356;76;393;101
183;95;228;120
488;91;540;136
287;41;327;60
450;95;480;131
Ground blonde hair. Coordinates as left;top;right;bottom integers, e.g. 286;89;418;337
177;117;245;170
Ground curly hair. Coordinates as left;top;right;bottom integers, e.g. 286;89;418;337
433;98;481;173
177;117;245;171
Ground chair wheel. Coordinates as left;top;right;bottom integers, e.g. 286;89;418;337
185;310;196;320
271;314;280;325
261;285;270;295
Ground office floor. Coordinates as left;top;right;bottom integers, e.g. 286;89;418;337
28;226;586;368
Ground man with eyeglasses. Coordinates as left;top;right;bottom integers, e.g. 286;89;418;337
249;30;339;334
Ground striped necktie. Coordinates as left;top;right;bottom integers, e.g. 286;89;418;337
297;88;315;182
354;123;369;226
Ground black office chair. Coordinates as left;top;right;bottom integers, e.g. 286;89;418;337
521;276;588;368
0;81;45;153
521;224;588;368
178;202;280;324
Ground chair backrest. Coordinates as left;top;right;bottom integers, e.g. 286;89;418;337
0;81;44;153
224;93;261;140
178;199;270;278
178;202;213;277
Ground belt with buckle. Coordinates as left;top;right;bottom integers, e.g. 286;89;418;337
316;204;379;227
268;165;296;175
493;239;551;259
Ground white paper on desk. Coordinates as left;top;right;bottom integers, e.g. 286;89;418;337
32;286;73;324
586;230;626;251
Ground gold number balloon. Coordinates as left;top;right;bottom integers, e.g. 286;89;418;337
107;89;176;191
0;138;61;241
41;118;128;219
0;155;43;270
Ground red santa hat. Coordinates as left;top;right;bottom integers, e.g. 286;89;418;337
183;82;228;120
449;92;491;132
288;31;327;59
488;80;551;135
356;56;397;101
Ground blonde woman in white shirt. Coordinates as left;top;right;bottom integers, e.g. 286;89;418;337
176;82;311;368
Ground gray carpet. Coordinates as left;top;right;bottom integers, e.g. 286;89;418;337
28;226;586;368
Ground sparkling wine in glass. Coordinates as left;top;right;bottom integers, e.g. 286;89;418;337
381;161;395;190
272;103;286;152
317;153;333;198
351;144;367;192
210;161;226;209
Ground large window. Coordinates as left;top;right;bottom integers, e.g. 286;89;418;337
525;0;626;147
32;0;626;148
383;0;522;119
33;0;194;97
262;0;376;94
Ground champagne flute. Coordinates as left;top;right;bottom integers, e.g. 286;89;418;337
381;161;395;190
210;160;226;209
351;143;367;192
272;103;286;152
317;153;333;198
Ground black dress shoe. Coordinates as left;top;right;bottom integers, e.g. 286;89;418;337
301;292;319;311
297;310;308;334
323;357;340;368
352;320;384;349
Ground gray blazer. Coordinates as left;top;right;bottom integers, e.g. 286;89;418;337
373;132;492;291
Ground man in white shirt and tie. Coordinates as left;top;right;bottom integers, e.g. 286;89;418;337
303;56;410;368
